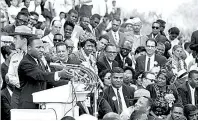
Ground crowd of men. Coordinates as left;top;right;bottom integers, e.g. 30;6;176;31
1;0;198;120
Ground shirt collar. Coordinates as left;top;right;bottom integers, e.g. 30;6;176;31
7;87;13;96
112;85;122;92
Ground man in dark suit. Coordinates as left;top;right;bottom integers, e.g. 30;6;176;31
147;21;171;51
135;38;167;77
115;41;133;68
177;70;198;106
103;67;135;114
1;73;15;120
95;35;109;60
97;44;119;74
106;17;125;49
18;36;72;109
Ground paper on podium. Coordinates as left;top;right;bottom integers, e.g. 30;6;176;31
32;83;91;103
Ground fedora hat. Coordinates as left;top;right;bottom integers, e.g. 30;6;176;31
9;25;35;36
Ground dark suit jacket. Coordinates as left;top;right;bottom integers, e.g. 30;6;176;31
96;56;119;74
18;54;56;109
1;88;11;120
115;53;132;68
177;81;198;106
191;30;198;45
1;62;8;90
103;85;135;114
106;31;125;48
135;54;167;77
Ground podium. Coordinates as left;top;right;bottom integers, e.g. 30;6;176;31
11;83;90;120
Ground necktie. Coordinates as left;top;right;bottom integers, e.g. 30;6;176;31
37;59;47;89
147;57;151;71
114;33;118;45
117;88;123;114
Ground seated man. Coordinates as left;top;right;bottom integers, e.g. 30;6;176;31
166;103;187;120
103;67;135;114
115;41;133;68
184;104;198;120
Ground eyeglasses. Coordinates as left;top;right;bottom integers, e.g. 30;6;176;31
53;39;63;42
106;51;117;54
152;26;159;29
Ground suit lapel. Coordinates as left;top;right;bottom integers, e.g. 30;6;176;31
110;31;117;46
186;83;192;103
122;85;129;107
142;55;146;71
5;88;11;105
104;56;111;69
109;86;119;113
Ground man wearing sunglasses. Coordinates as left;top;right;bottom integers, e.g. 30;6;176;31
1;11;29;35
147;21;171;53
115;40;133;69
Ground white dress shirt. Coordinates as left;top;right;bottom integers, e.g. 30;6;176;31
189;84;196;105
112;31;119;46
112;86;128;111
145;54;155;71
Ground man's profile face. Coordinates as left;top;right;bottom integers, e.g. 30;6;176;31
142;73;155;88
111;72;124;88
13;35;24;49
172;107;184;120
105;46;117;61
56;45;68;62
190;73;198;88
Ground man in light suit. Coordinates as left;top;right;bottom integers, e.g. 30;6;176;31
135;38;167;77
103;67;135;114
106;17;125;49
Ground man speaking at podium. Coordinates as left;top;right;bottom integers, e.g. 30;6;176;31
18;36;72;109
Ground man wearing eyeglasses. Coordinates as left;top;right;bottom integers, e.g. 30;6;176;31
115;41;133;69
97;44;119;74
1;11;29;35
135;39;167;77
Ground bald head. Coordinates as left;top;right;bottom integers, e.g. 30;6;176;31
51;20;62;35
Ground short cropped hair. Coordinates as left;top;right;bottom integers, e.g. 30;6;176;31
156;19;166;25
111;67;124;75
188;70;198;78
63;20;75;31
171;103;184;111
112;17;121;23
30;11;39;17
27;36;40;46
68;9;78;15
146;38;157;47
55;42;68;50
135;46;146;55
168;27;180;35
16;11;29;19
141;71;154;79
91;14;101;20
99;35;109;43
104;43;116;52
184;42;191;50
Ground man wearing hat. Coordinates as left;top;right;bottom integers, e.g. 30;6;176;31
178;70;198;106
6;25;35;109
